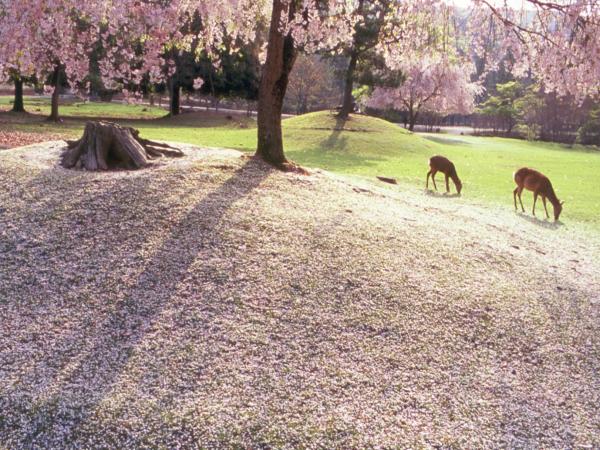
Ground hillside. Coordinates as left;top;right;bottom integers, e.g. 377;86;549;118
1;142;599;448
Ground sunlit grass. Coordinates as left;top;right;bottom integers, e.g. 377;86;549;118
0;95;166;119
1;99;599;227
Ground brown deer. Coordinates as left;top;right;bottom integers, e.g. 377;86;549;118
513;167;564;221
426;155;462;195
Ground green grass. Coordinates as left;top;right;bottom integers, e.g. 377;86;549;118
2;98;599;227
0;95;167;119
279;112;600;228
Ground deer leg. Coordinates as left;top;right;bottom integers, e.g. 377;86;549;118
532;192;538;216
431;171;438;191
542;196;549;219
513;187;519;210
517;187;525;212
445;174;450;193
426;170;431;189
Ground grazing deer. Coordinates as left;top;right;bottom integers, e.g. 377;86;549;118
426;155;462;195
513;167;564;221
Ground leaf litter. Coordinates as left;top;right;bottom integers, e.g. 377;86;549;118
0;142;599;448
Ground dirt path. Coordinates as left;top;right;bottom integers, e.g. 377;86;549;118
1;143;599;448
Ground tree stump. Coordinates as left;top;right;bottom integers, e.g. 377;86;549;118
61;121;184;170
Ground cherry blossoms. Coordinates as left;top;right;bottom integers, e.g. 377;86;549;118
469;0;600;98
98;0;260;95
368;57;482;130
0;0;104;119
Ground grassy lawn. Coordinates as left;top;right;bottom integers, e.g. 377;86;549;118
0;95;167;119
2;97;599;227
137;111;600;228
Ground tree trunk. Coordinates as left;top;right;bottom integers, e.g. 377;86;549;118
255;0;299;167
169;78;181;116
48;66;61;122
338;51;358;119
12;78;25;113
62;121;184;171
408;109;418;132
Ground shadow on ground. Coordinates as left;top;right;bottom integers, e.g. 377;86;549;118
0;158;272;446
422;135;473;146
516;211;564;229
424;189;461;198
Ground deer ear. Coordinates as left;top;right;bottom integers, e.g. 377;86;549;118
560;201;565;205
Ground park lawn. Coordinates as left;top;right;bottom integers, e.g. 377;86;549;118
1;101;599;227
0;95;167;119
154;110;599;229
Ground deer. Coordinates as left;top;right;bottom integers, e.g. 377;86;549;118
513;167;564;221
426;155;462;195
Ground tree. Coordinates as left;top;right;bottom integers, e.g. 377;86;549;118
367;57;480;131
98;0;259;106
478;81;523;134
335;0;393;119
254;0;600;165
255;0;302;167
0;1;36;113
285;54;339;114
0;0;104;121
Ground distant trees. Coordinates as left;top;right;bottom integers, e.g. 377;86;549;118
285;55;339;114
477;81;523;135
577;107;600;145
367;58;480;131
333;0;393;119
193;38;261;111
473;81;593;143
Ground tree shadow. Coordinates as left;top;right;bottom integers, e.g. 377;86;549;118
2;158;272;446
321;116;349;149
515;212;563;229
422;135;473;146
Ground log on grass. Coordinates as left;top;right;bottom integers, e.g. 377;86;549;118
62;121;184;170
376;176;398;185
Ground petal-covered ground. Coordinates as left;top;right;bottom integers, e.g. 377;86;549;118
0;143;599;448
0;130;68;149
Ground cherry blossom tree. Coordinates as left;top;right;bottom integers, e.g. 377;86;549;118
0;0;37;113
285;54;339;114
254;0;600;166
367;57;481;130
97;0;259;106
254;0;470;165
0;0;105;121
467;0;600;99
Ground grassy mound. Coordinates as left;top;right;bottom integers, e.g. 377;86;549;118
284;110;410;133
281;111;432;172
